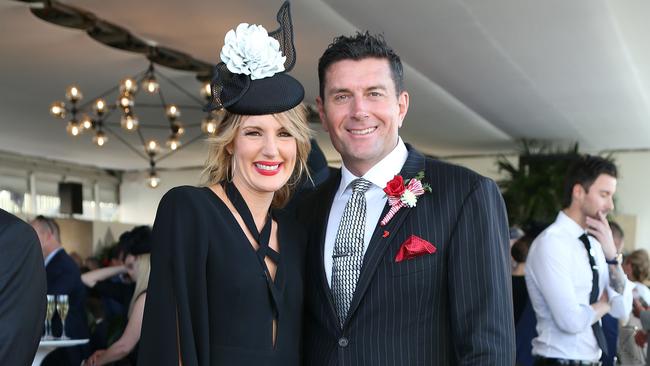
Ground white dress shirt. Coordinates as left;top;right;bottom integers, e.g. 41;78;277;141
324;138;408;287
525;211;633;361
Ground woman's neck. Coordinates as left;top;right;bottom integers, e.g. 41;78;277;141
512;263;526;276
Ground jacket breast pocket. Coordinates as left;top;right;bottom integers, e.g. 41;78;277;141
389;252;439;277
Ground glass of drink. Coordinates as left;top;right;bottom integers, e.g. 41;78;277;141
56;294;70;340
44;295;55;339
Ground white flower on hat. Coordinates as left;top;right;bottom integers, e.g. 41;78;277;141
220;23;286;80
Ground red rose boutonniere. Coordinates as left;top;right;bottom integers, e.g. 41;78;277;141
380;171;431;226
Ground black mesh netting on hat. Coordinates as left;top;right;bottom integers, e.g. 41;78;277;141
209;62;250;111
269;1;296;72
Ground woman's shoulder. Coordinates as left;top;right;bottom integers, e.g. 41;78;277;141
154;186;227;227
161;185;208;202
158;186;218;211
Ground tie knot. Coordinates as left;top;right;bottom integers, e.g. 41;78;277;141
351;178;372;194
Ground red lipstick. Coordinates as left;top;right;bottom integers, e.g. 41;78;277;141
253;161;282;176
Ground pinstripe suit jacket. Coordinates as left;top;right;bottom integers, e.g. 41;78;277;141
299;145;515;365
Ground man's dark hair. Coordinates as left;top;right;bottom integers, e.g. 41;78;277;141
33;215;61;242
318;31;404;98
561;154;617;208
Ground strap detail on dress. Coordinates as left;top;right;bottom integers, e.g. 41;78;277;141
223;182;281;319
223;182;272;251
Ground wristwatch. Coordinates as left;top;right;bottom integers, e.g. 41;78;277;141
606;253;623;265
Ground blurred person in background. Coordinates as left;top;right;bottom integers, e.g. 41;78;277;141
618;249;650;365
525;155;632;365
83;256;102;272
32;215;90;366
83;226;152;366
512;235;533;325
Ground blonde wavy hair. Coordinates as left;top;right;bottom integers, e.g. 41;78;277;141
202;103;312;208
128;253;150;317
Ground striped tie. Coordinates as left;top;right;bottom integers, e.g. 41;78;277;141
331;178;372;327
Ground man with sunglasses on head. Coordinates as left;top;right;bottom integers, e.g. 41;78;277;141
31;215;89;366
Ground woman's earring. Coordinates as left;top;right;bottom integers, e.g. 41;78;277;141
227;155;236;182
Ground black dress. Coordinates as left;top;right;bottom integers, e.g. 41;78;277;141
138;186;305;366
512;275;528;325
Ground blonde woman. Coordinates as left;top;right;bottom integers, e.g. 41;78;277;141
82;226;151;366
139;2;311;365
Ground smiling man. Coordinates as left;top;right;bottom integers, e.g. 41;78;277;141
298;32;515;365
525;155;632;365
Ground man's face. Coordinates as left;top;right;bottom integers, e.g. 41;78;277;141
575;174;617;220
317;57;409;176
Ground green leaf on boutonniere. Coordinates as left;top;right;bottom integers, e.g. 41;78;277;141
422;183;432;193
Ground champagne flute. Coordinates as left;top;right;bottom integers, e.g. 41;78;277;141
44;295;55;340
56;295;70;340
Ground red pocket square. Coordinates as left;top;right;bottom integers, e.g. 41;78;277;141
395;235;436;262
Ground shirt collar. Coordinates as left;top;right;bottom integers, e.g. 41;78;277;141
556;211;588;239
339;137;408;194
44;247;63;267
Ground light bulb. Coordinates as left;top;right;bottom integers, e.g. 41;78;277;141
80;115;93;130
118;94;134;109
93;131;108;146
50;101;66;118
94;98;107;116
166;104;180;119
147;171;160;188
145;139;159;154
120;114;139;131
65;85;83;102
142;75;159;94
120;77;138;94
66;121;82;136
166;134;181;151
201;117;217;135
200;82;211;100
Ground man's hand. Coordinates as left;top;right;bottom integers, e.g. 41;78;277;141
600;290;609;304
591;291;611;321
586;212;616;260
588;212;627;293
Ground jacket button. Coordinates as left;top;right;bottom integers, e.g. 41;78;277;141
338;337;349;347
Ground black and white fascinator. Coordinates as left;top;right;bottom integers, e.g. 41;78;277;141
205;1;304;115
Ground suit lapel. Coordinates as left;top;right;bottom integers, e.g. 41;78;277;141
311;171;341;329
344;146;426;326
